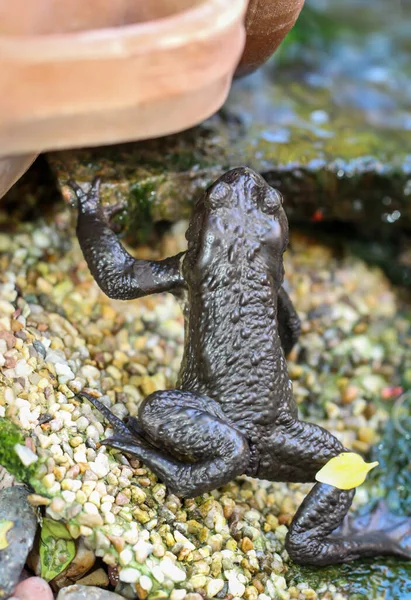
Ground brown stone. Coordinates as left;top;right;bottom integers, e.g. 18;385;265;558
52;539;96;589
240;537;254;553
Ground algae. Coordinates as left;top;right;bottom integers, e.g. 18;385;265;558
0;418;38;484
287;558;411;600
367;388;411;515
112;179;158;244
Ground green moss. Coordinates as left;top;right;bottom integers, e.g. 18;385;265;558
112;178;158;244
287;558;411;600
0;418;37;484
367;387;411;515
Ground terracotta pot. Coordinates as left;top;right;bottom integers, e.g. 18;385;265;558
0;0;304;198
0;154;37;199
0;0;247;157
236;0;305;77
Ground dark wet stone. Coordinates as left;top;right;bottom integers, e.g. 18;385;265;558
0;485;38;598
48;0;411;242
56;585;125;600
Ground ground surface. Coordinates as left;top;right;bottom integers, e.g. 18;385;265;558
0;194;410;599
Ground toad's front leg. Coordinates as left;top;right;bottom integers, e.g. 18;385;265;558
80;391;250;498
68;179;185;300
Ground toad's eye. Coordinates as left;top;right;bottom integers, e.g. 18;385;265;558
259;188;282;214
207;182;232;209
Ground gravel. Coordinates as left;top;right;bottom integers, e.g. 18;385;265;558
0;204;409;599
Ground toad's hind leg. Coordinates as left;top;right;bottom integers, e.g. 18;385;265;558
261;419;411;565
287;482;411;565
85;390;250;498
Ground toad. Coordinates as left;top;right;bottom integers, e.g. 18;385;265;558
70;168;411;565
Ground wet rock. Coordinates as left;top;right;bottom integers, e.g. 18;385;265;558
48;0;411;241
56;585;125;600
0;486;38;598
76;568;109;587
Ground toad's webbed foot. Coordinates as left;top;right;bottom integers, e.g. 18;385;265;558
80;389;250;498
67;178;185;300
335;499;411;560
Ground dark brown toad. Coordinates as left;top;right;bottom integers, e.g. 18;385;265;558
70;167;411;566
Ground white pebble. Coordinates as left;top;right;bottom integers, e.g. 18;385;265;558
32;230;50;248
55;362;75;381
207;579;225;597
80;365;101;383
119;549;133;566
123;526;139;546
228;574;245;597
71;480;82;492
152;566;165;584
46;350;67;365
86;424;100;442
174;530;195;551
14;444;38;466
0;300;15;315
73;449;87;463
119;568;140;583
50;444;63;457
101;502;113;514
170;591;187;600
104;512;115;525
61;490;76;503
15;359;33;377
159;557;186;583
139;575;153;591
89;452;110;478
76;416;90;431
88;491;101;507
134;539;153;563
84;502;99;515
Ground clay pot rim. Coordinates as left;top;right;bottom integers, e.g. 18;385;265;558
0;0;247;60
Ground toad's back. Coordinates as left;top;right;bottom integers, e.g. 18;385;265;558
177;167;295;431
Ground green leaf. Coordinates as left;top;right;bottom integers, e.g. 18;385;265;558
41;518;74;541
39;518;76;581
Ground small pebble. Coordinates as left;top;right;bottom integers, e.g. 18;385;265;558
13;577;54;600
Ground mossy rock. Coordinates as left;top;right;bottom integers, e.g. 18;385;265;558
47;1;411;243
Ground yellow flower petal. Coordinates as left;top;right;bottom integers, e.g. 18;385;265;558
0;520;14;550
315;453;379;490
